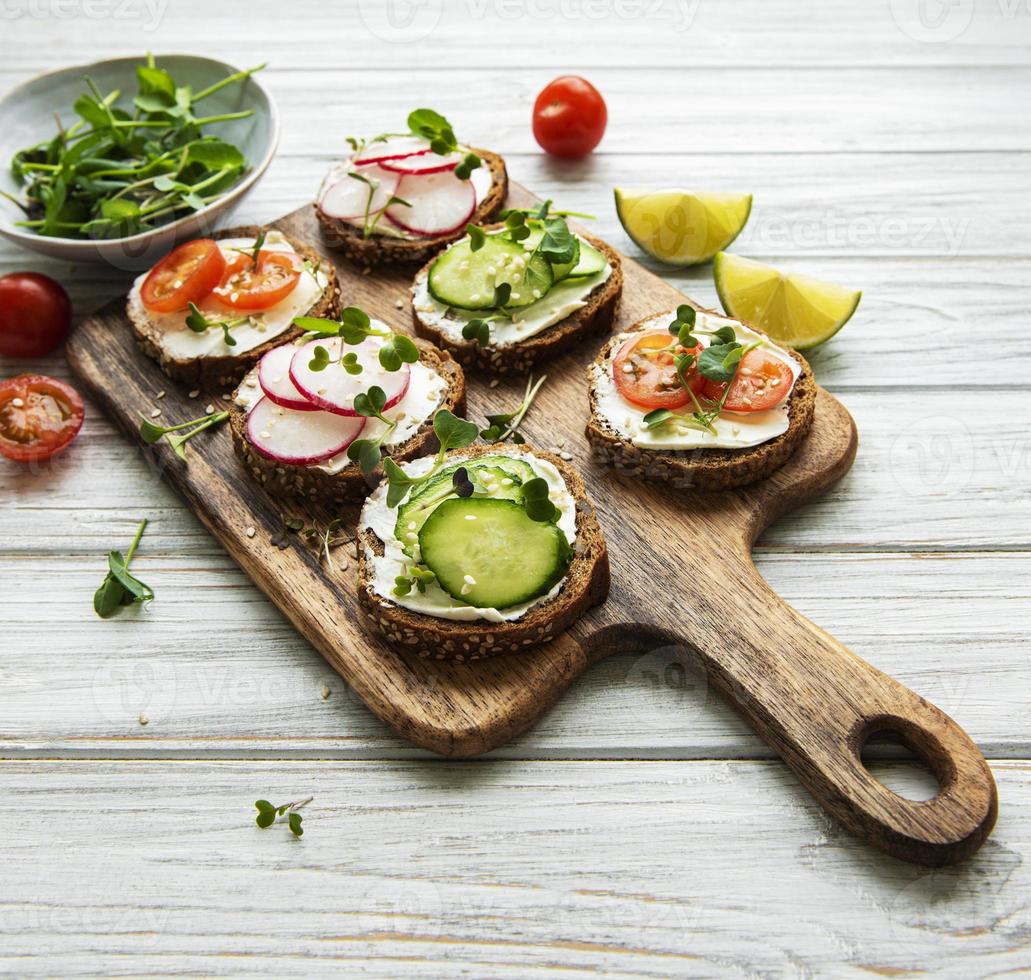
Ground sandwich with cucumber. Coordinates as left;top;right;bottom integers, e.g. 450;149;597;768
229;307;464;503
315;108;507;266
128;226;340;390
357;437;609;661
586;305;816;490
411;201;623;375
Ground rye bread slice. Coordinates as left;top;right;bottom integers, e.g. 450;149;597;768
128;225;341;392
356;445;610;662
314;148;508;267
411;232;624;376
585;313;817;492
228;340;465;505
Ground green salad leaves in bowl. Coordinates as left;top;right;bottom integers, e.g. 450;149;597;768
0;54;279;268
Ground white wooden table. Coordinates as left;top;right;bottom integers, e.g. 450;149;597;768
2;2;1030;974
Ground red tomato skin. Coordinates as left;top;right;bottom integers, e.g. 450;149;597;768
0;374;85;463
0;273;73;358
532;76;607;158
140;239;226;313
701;349;794;412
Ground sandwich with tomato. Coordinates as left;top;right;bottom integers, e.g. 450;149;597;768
586;306;816;490
315;108;507;267
127;226;340;389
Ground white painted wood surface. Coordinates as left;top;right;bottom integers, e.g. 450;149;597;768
1;1;1029;974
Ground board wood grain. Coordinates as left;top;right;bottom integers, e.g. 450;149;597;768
65;188;996;866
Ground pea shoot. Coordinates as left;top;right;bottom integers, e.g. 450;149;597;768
479;374;547;444
93;519;154;618
4;55;265;240
138;409;229;460
382;410;479;507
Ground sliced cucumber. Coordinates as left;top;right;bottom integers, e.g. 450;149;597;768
567;240;607;278
428;236;553;311
419;497;570;609
394;458;528;556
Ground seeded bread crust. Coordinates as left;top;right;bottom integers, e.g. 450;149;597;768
127;225;341;392
356;445;610;662
411;232;624;376
585;314;817;491
228;340;466;505
314;148;508;267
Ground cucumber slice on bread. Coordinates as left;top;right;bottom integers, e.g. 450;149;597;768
419;497;570;609
429;236;553;310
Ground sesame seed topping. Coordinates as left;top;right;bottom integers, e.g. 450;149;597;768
149;408;161;418
464;515;477;521
463;574;476;585
156;390;166;399
138;714;149;726
260;431;271;439
532;289;541;299
460;583;472;595
245;526;256;537
501;478;513;486
188;389;200;399
489;379;500;389
205;404;215;414
11;397;24;408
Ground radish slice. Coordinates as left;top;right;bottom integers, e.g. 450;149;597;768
258;345;318;412
246;396;365;465
319;165;399;220
353;136;430;165
380;151;462;176
289;337;411;417
385;172;476;237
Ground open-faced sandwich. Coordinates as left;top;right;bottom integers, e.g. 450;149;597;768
229;308;464;503
586;306;816;490
411;202;623;375
357;431;609;661
315;108;507;266
128;227;339;390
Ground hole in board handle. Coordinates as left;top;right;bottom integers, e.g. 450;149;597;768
855;716;953;803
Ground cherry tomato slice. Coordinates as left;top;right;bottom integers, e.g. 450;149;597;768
213;250;302;311
0;272;73;358
140;239;226;314
701;348;794;412
0;374;85;463
532;75;607;158
612;330;705;410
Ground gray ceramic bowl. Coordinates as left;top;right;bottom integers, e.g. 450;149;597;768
0;54;279;269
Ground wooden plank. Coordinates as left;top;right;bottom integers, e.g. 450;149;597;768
2;66;1029;155
0;759;1028;976
0;552;1027;761
2;386;1029;554
0;0;1028;70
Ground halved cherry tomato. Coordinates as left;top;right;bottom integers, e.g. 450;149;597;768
213;250;302;311
612;330;705;410
140;239;226;313
701;348;794;412
0;374;85;463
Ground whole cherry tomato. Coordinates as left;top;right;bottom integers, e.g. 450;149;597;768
0;272;73;357
532;76;607;158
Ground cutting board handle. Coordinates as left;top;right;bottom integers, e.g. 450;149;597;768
680;567;999;866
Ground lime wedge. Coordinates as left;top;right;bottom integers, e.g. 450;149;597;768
614;188;752;266
713;252;861;351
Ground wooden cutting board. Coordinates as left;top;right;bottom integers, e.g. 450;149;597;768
66;187;997;868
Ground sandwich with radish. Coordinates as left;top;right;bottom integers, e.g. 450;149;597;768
315;108;507;266
229;307;465;503
128;226;340;389
586;305;816;490
411;201;623;375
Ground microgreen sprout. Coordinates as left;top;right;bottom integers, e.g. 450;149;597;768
93;518;154;618
382;410;479;507
185;302;247;347
346;385;399;475
138;409;229;460
393;566;437;597
480;374;547;443
254;797;311;837
521;477;559;523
